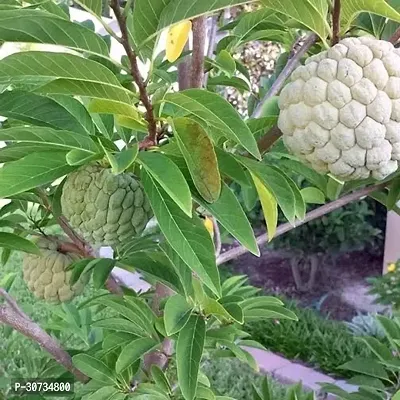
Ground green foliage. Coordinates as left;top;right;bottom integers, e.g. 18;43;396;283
323;316;400;399
246;300;372;378
368;260;400;309
0;0;399;399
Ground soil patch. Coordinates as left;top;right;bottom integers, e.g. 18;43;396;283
222;247;383;321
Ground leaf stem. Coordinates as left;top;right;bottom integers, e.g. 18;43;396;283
110;0;158;148
216;182;386;265
331;0;341;46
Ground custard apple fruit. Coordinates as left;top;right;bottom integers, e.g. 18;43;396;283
278;36;400;181
23;237;88;303
61;163;152;246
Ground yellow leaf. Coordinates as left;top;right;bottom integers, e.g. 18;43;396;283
251;173;278;240
203;216;214;237
166;20;192;62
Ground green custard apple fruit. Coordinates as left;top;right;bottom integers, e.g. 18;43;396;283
23;237;88;303
278;36;400;181
61;163;152;246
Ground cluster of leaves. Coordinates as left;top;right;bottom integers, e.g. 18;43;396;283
246;300;371;378
368;261;400;309
322;315;400;399
1;0;400;399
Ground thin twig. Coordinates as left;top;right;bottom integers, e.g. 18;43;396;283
191;16;207;88
0;301;89;383
216;182;386;265
256;125;283;155
331;0;341;45
389;26;400;45
252;33;319;119
110;0;158;148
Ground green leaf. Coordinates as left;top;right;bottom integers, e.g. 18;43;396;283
133;0;258;59
255;96;280;119
207;76;250;93
72;354;117;385
0;272;16;291
394;390;400;400
240;296;284;310
239;157;296;224
204;298;243;324
87;99;141;120
92;259;116;289
300;187;325;204
218;340;258;371
259;0;330;42
0;233;40;255
92;318;144;335
359;336;393;362
75;0;102;16
251;173;278;240
326;176;344;201
86;387;120;400
0;10;108;56
177;315;206;400
66;150;102;166
171;117;221;203
341;0;400;32
163;90;260;159
243;305;298;322
0;152;75;199
127;0;167;61
116;115;148;132
151;365;171;394
214;50;236;77
141;170;221;296
121;251;185;295
214;148;250;188
116;337;159;373
339;358;390;381
0;52;133;105
110;145;139;175
194;182;259;256
0;91;94;135
387;177;400;210
164;294;193;336
278;158;327;193
0;127;98;154
138;151;192;217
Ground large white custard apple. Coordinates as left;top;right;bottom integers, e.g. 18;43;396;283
278;36;400;180
23;237;88;303
61;163;153;246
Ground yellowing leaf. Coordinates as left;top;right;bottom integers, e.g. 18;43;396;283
172;117;221;203
166;20;192;62
203;216;214;237
251;173;277;240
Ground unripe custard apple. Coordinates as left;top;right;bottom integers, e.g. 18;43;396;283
278;36;400;181
23;237;88;303
61;163;153;246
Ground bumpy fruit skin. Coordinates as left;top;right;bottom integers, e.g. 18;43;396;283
61;163;152;246
278;36;400;181
23;238;87;304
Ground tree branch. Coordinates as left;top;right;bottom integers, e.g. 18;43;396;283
216;182;386;265
0;294;89;383
252;33;319;119
178;43;191;91
110;0;158;148
191;16;207;89
331;0;341;46
204;15;219;87
212;217;222;257
389;26;400;45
